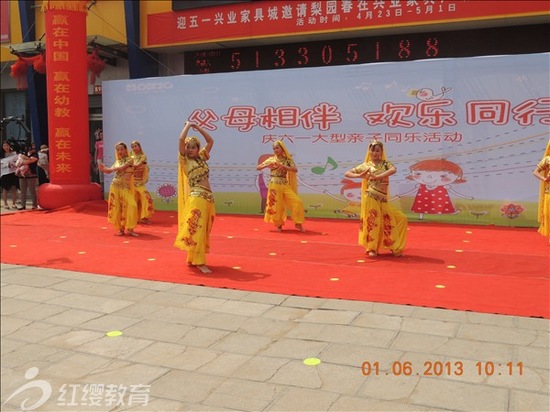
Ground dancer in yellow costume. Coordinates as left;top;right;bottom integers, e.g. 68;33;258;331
99;142;139;237
533;139;550;240
256;140;305;232
130;140;154;224
344;139;407;257
174;121;215;274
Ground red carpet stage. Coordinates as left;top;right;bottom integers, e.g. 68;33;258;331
1;201;548;318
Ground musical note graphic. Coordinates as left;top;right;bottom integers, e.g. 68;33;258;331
311;156;338;175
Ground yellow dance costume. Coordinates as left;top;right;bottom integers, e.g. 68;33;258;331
536;140;550;239
131;150;154;221
351;147;407;255
106;153;138;232
174;147;215;266
259;142;305;229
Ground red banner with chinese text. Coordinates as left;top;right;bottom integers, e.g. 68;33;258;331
147;0;549;47
44;1;90;185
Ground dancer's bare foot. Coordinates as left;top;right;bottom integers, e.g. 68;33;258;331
115;231;124;236
367;250;377;257
295;224;305;232
196;265;212;274
127;230;139;237
277;226;283;232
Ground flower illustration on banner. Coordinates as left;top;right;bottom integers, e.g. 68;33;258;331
500;203;524;219
156;183;177;203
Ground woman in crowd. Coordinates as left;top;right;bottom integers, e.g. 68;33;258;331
344;139;407;257
17;144;39;210
533;139;550;240
99;142;139;237
130;140;154;224
174;121;215;274
256;140;305;232
1;141;19;209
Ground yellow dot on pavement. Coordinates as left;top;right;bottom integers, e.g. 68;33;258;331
106;330;123;337
269;252;277;256
232;266;241;270
330;278;339;281
304;358;321;366
78;251;86;255
435;284;446;289
147;258;156;261
357;259;365;263
300;240;308;244
227;236;234;239
455;249;463;253
447;265;456;269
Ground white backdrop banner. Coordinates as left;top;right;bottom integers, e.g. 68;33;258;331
102;53;549;226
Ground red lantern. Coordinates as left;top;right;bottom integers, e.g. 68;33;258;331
10;57;31;90
87;47;106;85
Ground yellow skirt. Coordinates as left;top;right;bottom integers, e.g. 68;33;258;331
359;195;407;254
264;182;305;227
135;185;154;220
174;195;215;265
539;192;550;239
107;184;138;231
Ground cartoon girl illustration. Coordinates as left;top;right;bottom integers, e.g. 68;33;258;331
334;178;362;218
400;158;473;220
255;154;271;213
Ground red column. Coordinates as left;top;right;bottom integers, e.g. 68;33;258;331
38;1;102;209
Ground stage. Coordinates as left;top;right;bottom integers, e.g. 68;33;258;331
1;200;548;318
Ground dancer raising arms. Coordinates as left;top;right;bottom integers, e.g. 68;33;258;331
256;140;305;232
344;139;407;257
174;121;215;274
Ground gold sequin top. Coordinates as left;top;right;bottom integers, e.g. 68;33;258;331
260;155;295;185
351;160;393;202
111;157;134;190
179;148;213;202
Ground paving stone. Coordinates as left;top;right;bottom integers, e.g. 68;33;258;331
1;263;548;412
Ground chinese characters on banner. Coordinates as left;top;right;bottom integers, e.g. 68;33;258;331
102;53;549;226
147;0;549;46
43;1;90;185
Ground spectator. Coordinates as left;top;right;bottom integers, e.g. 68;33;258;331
1;141;19;209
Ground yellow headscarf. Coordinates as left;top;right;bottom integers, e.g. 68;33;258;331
538;139;550;224
114;141;128;162
275;140;298;193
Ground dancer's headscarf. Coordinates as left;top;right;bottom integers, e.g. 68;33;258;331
275;140;298;193
538;139;550;224
131;140;149;184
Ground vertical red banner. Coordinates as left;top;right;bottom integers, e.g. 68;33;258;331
44;1;90;185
